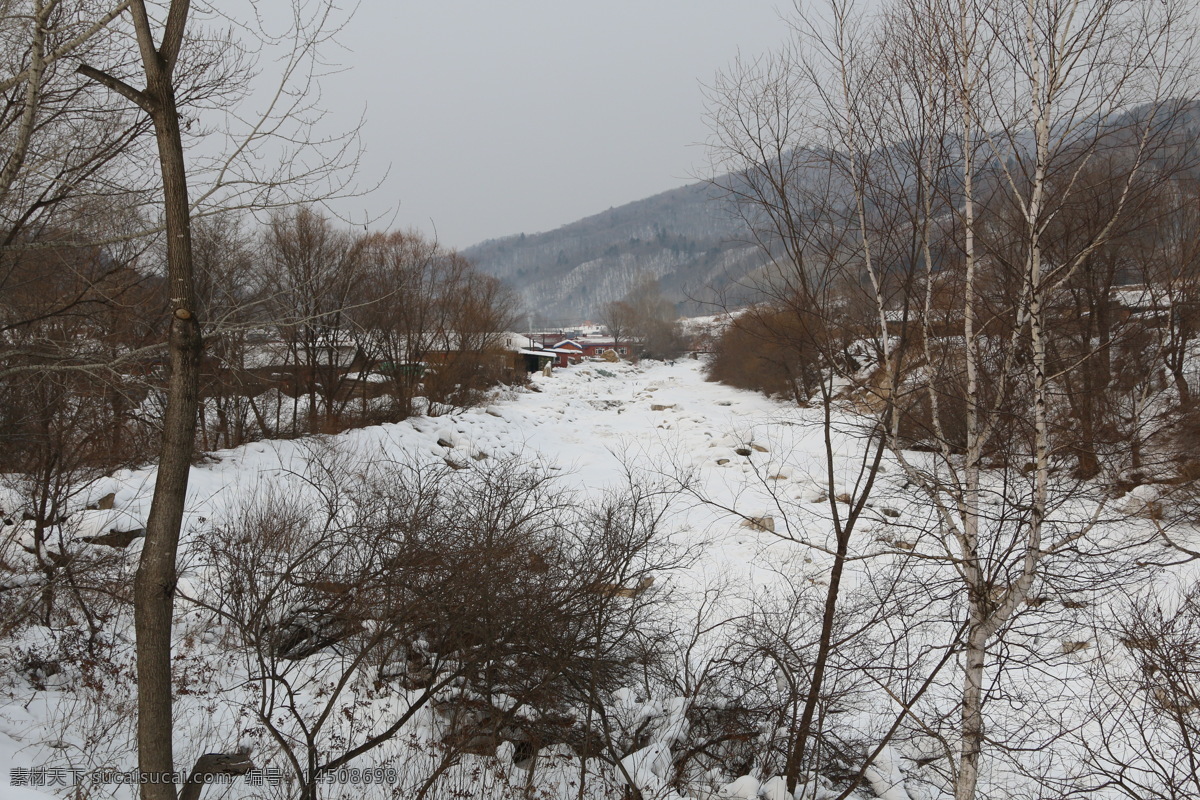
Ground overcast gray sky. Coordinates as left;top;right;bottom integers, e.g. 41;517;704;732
321;2;791;249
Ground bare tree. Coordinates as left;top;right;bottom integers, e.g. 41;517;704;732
0;1;153;249
1137;178;1200;412
603;276;687;361
71;2;361;796
1063;580;1200;800
352;230;446;418
78;3;218;793
705;1;1197;798
191;213;264;449
261;206;366;433
352;232;520;416
879;2;1193;796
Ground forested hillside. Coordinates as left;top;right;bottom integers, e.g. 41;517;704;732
463;181;765;324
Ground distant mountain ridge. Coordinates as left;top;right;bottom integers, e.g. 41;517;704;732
462;180;764;326
465;102;1200;326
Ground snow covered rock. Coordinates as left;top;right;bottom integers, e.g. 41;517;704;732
720;775;760;798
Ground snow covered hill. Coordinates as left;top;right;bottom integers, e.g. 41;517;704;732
463;181;765;323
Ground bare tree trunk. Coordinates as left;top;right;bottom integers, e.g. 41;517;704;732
80;3;199;798
955;618;987;800
136;82;200;800
783;522;848;792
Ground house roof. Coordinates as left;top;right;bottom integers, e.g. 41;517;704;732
497;332;537;351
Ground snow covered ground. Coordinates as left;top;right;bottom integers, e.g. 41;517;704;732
0;356;1191;799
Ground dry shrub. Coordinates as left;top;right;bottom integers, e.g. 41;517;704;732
706;306;827;402
195;451;679;791
422;349;514;411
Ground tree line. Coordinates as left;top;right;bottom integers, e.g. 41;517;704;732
2;207;521;588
